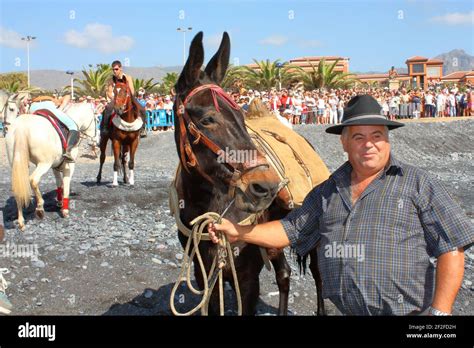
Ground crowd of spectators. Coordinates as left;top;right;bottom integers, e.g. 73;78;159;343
226;84;474;128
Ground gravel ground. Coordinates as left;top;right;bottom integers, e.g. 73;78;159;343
0;118;473;316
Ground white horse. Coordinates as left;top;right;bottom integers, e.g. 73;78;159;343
5;103;96;230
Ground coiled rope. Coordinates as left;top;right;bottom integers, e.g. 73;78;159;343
170;204;242;316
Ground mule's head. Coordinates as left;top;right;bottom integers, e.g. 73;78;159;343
113;82;131;115
174;32;281;213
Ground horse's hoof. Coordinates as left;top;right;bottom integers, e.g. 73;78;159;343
35;209;45;219
62;209;69;218
18;223;26;232
111;182;118;187
96;178;101;184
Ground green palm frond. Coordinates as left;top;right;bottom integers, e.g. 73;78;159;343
298;58;359;90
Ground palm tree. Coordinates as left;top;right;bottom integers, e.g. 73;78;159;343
230;59;302;90
133;78;160;94
156;72;178;95
74;64;112;98
0;80;21;93
222;64;245;90
298;58;358;90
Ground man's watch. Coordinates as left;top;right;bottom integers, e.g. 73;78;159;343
429;307;452;316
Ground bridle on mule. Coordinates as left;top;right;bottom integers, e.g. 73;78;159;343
176;83;269;198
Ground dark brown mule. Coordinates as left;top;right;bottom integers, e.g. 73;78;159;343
97;82;143;186
173;32;326;315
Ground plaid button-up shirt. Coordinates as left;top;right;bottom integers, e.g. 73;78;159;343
281;155;474;315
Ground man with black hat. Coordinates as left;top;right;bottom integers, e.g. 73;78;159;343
208;95;474;316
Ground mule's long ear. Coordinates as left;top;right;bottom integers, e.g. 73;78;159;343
176;31;204;94
204;32;230;85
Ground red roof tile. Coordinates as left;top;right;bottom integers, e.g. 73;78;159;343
441;71;471;80
406;56;428;62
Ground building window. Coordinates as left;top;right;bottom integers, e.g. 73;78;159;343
411;64;424;73
427;67;440;77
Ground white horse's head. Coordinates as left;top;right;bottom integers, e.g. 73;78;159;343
3;93;21;133
65;103;97;139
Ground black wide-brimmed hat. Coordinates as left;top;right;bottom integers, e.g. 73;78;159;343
326;94;404;135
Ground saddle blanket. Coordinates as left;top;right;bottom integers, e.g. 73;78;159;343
33;109;69;150
245;101;330;209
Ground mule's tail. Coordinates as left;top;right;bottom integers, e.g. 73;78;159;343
11;128;31;209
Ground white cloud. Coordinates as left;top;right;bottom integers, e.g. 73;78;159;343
63;23;134;53
0;27;28;49
259;35;288;46
298;39;323;48
430;11;474;25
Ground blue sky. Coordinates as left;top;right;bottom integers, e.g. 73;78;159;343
0;0;473;73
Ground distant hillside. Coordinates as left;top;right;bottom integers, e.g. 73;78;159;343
433;49;474;75
7;49;473;90
353;67;408;75
20;66;183;90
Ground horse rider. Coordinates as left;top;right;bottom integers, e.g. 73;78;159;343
101;60;145;134
29;94;79;163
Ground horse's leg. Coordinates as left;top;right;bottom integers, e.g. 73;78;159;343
234;246;263;315
30;163;50;219
111;137;121;187
308;246;326;316
61;163;75;218
121;144;129;184
128;136;139;186
96;135;108;184
270;251;291;316
53;169;63;208
16;200;26;232
238;273;260;315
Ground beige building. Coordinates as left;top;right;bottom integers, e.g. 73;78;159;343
441;71;474;85
356;56;444;90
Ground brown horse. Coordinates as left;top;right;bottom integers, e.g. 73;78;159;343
96;82;143;186
172;32;325;315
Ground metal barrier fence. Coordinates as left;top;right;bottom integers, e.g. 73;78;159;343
146;109;174;130
0;109;174;136
95;109;174;132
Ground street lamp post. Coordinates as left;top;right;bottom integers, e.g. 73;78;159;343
66;71;74;99
21;35;36;88
177;27;193;65
276;62;284;91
